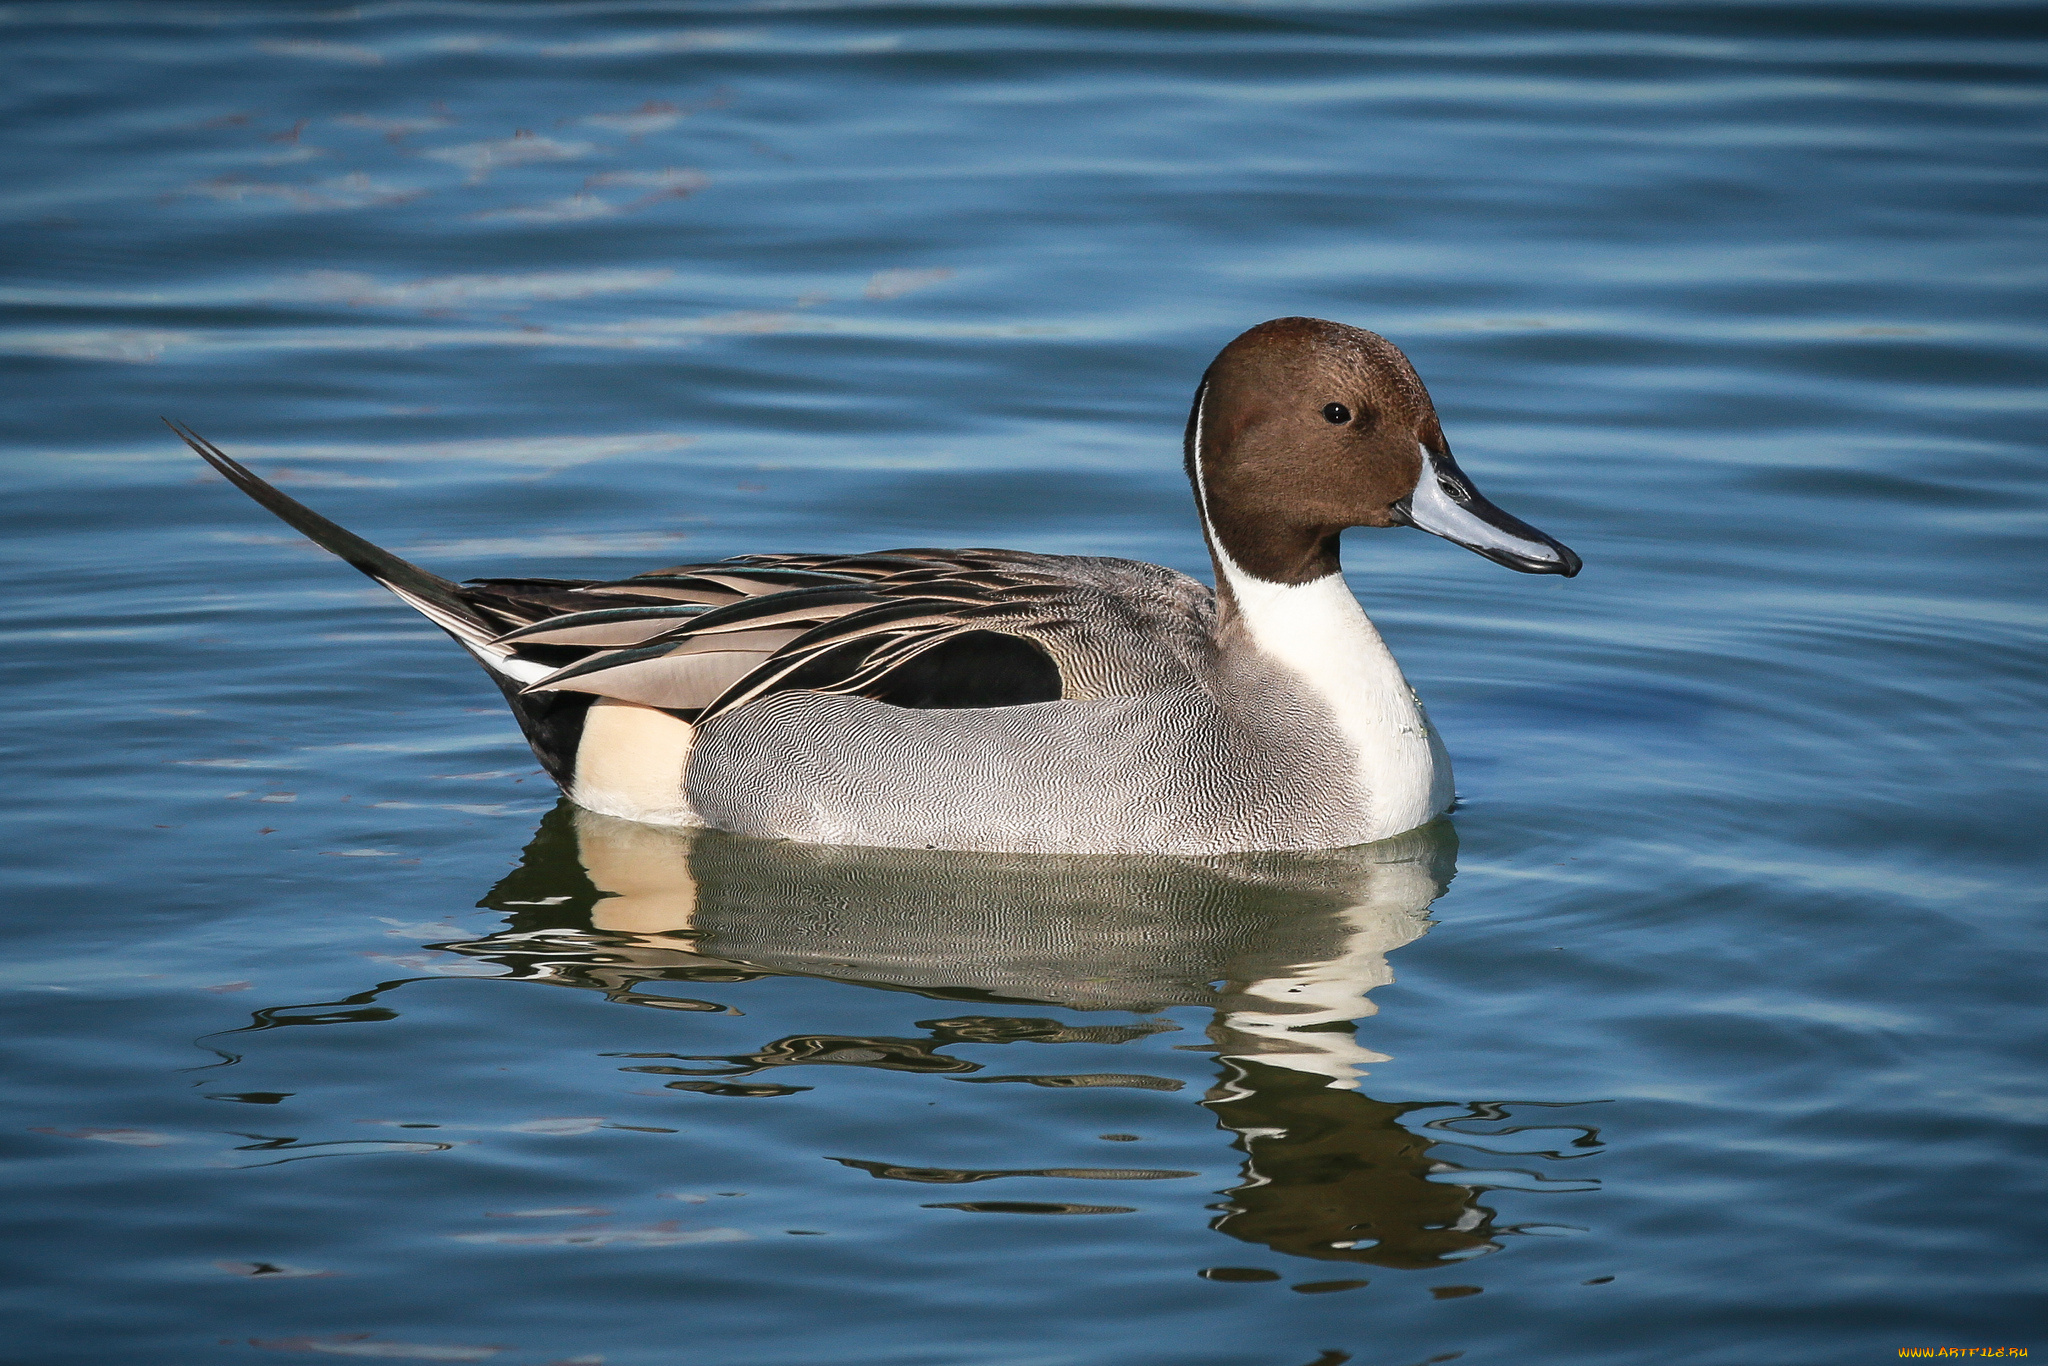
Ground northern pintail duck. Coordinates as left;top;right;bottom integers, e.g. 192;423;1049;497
175;317;1578;856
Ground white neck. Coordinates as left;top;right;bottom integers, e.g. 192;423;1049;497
1215;556;1450;840
1190;386;1452;841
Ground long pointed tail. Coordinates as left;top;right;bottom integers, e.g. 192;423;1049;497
173;420;602;787
167;419;536;679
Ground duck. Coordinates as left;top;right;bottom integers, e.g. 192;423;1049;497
173;316;1579;856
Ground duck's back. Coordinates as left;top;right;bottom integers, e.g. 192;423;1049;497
488;548;1215;714
920;549;1220;699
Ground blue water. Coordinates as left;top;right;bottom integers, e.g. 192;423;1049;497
3;3;2045;1363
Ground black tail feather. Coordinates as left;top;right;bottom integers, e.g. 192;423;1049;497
172;419;597;785
166;419;491;637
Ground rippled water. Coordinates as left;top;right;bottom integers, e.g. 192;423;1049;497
4;3;2045;1363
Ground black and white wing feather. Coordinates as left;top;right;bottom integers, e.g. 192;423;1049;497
176;422;1217;740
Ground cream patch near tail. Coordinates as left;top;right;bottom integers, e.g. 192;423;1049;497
570;698;703;827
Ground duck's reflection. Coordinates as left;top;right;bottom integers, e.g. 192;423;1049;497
477;805;1447;1086
398;804;1599;1269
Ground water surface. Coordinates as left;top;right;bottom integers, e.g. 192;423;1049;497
3;2;2045;1363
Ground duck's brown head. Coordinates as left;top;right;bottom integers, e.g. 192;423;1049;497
1186;317;1580;585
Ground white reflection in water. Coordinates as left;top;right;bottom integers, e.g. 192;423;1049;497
533;806;1452;1091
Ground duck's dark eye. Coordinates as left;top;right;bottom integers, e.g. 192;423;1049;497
1322;403;1351;424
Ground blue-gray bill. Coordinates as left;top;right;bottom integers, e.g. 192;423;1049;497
1394;446;1582;577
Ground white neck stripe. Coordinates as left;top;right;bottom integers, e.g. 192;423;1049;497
1190;376;1279;595
1189;378;1215;528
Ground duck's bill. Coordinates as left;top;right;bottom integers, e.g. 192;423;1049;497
1393;446;1582;577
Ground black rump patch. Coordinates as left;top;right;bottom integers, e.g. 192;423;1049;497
488;677;596;786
